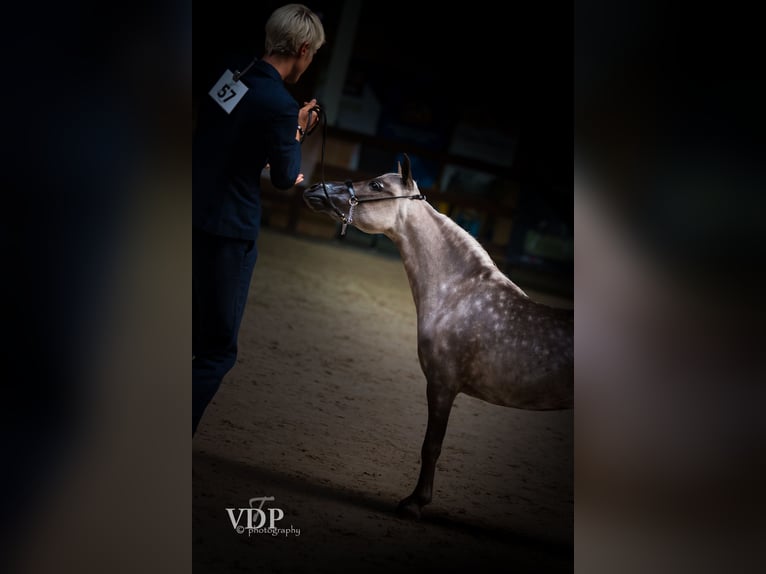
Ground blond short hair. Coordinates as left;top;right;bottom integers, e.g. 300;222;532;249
264;4;326;56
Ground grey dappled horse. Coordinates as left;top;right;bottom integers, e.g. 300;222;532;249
303;155;573;519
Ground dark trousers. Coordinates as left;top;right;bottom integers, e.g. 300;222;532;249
192;228;258;435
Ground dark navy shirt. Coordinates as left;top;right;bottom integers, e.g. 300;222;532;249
193;59;302;240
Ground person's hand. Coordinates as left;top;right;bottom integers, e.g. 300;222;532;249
298;99;319;132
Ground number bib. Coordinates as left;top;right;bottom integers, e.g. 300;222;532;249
208;69;248;114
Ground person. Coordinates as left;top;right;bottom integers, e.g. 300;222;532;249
192;4;325;435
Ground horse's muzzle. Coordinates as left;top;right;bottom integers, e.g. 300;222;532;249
303;182;342;214
302;184;327;211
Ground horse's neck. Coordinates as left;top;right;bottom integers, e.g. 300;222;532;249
390;202;522;316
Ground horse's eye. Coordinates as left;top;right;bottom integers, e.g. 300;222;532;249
369;180;383;191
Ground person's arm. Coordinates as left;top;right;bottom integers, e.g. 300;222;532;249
266;110;302;190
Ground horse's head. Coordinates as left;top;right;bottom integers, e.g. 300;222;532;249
303;153;425;235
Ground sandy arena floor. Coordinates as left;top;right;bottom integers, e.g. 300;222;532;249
192;228;573;573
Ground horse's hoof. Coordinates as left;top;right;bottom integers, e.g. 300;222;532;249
396;498;422;520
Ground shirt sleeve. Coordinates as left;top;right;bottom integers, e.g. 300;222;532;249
266;108;302;190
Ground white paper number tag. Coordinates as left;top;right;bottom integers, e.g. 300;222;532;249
208;69;248;114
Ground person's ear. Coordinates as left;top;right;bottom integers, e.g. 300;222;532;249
300;42;310;56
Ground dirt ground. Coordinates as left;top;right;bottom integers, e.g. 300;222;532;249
192;228;573;573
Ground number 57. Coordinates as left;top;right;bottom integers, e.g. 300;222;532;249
217;84;237;102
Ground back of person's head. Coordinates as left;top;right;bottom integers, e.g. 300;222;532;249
265;4;325;56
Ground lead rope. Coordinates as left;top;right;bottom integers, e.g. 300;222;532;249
305;104;351;235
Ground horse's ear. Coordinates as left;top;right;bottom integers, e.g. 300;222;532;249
400;153;413;189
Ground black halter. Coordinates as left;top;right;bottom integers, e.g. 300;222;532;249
334;180;426;235
309;107;427;236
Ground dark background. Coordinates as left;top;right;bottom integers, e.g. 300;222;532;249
194;0;571;184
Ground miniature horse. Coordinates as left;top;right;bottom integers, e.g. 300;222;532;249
303;155;573;519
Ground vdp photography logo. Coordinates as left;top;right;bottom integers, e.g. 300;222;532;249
226;496;301;537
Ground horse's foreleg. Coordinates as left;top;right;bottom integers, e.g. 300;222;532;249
397;381;456;519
